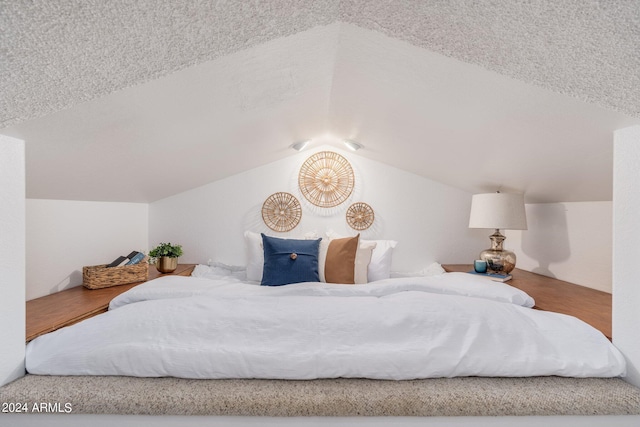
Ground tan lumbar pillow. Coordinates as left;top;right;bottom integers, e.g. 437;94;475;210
324;234;359;284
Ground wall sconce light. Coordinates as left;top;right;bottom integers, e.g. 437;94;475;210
290;140;311;151
343;140;363;151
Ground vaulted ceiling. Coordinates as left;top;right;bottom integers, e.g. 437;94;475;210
1;1;639;203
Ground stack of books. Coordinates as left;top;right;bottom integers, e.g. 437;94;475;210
466;271;512;282
107;251;146;268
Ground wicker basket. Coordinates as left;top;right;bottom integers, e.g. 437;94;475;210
83;262;149;289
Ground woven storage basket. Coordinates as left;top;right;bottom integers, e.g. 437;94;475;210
83;261;149;289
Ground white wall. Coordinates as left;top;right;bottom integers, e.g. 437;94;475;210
150;146;485;272
26;199;148;300
507;202;612;292
613;125;640;388
0;134;26;386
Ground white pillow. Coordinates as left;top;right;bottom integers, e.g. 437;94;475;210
366;239;398;282
327;231;397;282
244;231;264;282
354;240;377;284
317;238;330;283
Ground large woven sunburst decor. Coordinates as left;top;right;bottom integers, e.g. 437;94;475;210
346;202;375;230
262;192;302;232
298;151;355;208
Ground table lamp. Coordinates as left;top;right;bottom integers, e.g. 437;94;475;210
468;191;527;274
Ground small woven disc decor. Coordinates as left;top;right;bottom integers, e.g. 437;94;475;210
261;192;302;232
346;202;375;230
298;151;355;208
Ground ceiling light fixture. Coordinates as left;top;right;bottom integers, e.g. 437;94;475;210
290;140;311;151
343;140;363;151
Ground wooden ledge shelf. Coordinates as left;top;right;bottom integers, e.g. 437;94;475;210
442;265;612;340
26;264;196;342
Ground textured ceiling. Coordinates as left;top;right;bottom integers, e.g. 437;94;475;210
343;1;640;119
2;1;639;128
0;0;338;128
1;1;639;204
329;24;639;203
4;24;339;202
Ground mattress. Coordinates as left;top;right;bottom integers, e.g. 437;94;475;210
25;268;625;379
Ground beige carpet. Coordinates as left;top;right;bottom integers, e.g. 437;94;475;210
0;375;640;416
2;375;640;416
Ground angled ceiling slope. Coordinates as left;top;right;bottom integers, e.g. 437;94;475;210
2;1;638;127
329;24;640;203
4;24;341;202
1;2;639;203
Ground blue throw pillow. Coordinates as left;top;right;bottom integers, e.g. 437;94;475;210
261;234;321;286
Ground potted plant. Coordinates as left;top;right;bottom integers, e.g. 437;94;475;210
148;242;184;273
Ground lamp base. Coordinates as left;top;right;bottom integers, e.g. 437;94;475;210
479;248;516;274
479;229;517;274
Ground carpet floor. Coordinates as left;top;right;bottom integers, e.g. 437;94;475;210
2;375;640;416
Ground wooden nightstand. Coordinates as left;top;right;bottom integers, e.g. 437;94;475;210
442;265;612;340
26;264;196;342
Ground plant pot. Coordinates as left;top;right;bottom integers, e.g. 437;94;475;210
156;256;178;273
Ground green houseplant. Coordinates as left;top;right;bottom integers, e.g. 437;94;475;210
149;242;183;273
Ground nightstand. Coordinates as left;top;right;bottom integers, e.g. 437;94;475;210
26;264;196;342
442;265;612;340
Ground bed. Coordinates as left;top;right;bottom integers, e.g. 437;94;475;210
25;255;625;380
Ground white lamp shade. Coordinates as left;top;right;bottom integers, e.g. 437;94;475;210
469;192;528;230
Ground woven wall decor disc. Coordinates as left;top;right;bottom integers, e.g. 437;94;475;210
262;192;302;232
298;151;355;208
346;202;375;230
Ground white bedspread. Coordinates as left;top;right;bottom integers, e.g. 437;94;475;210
26;272;625;380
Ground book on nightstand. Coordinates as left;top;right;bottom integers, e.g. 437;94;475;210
467;271;512;282
106;256;128;268
107;251;144;267
125;252;146;265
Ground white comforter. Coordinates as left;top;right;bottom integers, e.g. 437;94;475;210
26;271;625;379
